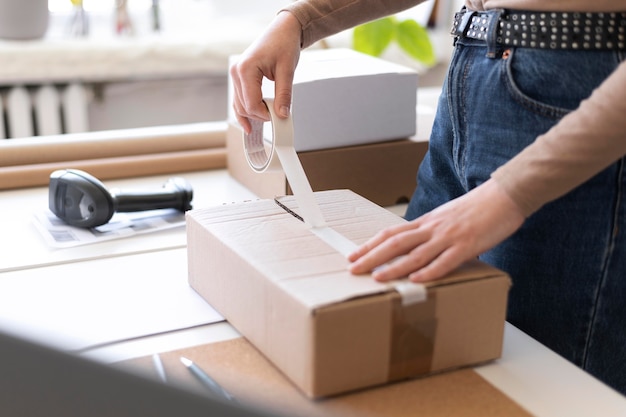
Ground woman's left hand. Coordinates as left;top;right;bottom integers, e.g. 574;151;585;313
347;178;526;282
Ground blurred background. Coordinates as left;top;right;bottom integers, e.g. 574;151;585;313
0;0;460;138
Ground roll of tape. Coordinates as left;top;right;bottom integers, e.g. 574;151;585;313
243;98;325;228
243;101;287;174
243;98;357;254
243;98;425;304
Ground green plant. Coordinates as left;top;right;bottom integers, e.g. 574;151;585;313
353;16;436;66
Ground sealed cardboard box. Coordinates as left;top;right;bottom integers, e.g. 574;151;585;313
227;122;428;207
187;189;511;398
228;48;418;152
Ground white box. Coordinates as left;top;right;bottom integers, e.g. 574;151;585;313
229;48;418;152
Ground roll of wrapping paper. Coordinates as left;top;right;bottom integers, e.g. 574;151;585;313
0;148;226;190
0;122;227;190
0;122;227;166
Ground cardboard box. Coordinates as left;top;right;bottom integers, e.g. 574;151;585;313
187;189;511;398
226;122;428;207
228;48;418;152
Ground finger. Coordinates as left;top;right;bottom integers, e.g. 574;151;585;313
273;63;295;118
230;65;256;133
229;63;244;108
236;61;270;122
230;87;250;133
349;227;428;276
235;113;252;135
408;246;467;283
347;221;420;263
370;238;447;282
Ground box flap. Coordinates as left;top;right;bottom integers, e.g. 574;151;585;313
195;190;506;311
281;191;509;305
192;191;387;309
422;259;508;288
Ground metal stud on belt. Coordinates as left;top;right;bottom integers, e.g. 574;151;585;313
452;10;626;50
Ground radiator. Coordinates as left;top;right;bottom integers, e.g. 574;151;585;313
0;83;89;139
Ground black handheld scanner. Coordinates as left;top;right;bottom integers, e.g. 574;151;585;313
48;169;193;228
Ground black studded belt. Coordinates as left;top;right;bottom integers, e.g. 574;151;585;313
451;8;626;50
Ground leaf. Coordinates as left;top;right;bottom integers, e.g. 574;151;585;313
395;19;436;66
353;17;395;57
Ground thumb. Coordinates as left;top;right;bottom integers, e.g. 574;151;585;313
273;68;295;119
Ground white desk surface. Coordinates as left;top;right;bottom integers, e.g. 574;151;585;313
0;169;256;273
1;170;625;417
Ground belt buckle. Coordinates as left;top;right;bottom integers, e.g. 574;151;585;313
451;9;477;37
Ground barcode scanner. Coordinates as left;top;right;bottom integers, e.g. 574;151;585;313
49;169;193;228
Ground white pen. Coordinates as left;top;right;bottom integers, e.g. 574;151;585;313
180;356;236;402
152;353;167;383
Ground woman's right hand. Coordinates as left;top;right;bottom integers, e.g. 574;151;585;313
229;11;302;133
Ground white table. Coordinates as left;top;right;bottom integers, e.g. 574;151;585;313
0;168;624;417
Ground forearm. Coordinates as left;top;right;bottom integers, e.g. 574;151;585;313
282;0;425;48
492;61;626;216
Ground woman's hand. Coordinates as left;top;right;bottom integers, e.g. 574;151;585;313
348;179;526;282
229;11;302;133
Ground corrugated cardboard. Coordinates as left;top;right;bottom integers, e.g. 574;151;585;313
228;48;418;152
187;190;511;398
226;122;428;207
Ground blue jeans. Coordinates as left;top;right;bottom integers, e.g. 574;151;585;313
405;37;626;394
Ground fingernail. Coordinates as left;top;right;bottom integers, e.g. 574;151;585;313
372;271;386;282
369;265;384;279
280;106;290;117
409;272;424;282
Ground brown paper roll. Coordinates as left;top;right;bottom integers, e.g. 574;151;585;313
0;122;227;167
0;148;226;190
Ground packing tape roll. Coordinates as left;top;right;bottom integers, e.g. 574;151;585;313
244;114;283;174
243;99;359;256
243;99;426;302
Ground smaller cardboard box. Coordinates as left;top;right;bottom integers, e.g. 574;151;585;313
228;48;418;152
187;190;511;398
226;122;428;207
